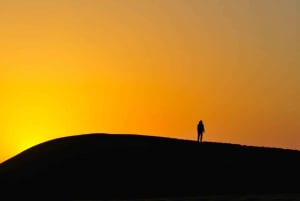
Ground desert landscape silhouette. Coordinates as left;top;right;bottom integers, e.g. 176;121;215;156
0;133;300;200
1;0;299;200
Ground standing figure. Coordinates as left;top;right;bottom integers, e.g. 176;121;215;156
197;120;205;142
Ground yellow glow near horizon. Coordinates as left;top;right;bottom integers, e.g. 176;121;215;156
0;0;299;163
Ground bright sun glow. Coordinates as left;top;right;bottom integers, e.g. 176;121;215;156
0;0;299;163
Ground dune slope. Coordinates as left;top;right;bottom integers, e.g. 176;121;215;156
0;133;299;199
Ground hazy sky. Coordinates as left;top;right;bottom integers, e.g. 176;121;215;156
0;0;299;162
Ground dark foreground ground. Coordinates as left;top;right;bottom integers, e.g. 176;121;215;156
117;194;300;201
119;194;300;201
0;133;300;200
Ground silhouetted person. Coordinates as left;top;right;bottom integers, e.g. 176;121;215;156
197;120;205;142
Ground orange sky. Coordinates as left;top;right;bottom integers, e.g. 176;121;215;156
0;0;299;163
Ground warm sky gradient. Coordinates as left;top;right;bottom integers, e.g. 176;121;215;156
0;0;299;162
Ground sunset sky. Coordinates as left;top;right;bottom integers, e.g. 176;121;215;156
0;0;299;163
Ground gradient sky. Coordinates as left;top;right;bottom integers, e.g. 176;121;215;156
0;0;299;162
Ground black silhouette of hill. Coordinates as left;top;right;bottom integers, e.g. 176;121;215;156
0;133;300;200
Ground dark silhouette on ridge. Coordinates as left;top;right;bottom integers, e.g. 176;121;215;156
0;133;300;200
197;120;205;142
